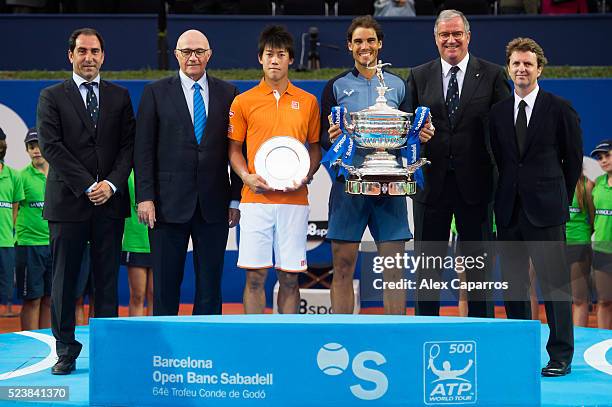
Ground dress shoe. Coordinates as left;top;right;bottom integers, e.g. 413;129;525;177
51;356;76;375
541;360;571;377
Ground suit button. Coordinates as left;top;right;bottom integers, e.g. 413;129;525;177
518;163;523;168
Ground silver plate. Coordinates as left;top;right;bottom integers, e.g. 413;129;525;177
254;136;310;190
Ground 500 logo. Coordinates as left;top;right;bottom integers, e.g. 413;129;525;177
317;343;388;401
423;341;477;405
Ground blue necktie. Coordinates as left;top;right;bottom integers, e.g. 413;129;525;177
193;83;207;144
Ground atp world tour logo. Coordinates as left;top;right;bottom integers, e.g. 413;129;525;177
423;341;477;404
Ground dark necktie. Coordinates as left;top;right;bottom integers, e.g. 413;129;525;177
83;82;99;126
193;83;207;144
515;100;528;156
445;66;460;127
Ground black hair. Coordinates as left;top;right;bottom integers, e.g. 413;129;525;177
0;140;6;162
258;25;294;59
68;27;104;52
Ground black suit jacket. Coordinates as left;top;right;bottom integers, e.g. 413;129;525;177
37;79;135;221
134;74;242;224
490;88;583;228
407;55;511;205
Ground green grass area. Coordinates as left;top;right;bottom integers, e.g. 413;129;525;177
1;66;610;80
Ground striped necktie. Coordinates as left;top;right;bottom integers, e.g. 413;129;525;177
193;83;207;144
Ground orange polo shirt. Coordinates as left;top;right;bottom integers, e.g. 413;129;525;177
228;79;320;205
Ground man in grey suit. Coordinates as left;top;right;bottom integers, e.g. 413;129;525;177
407;10;511;317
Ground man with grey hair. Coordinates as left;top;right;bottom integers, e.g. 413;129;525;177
407;10;511;318
134;29;242;316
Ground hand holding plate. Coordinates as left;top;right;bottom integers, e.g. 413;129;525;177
283;176;310;192
243;173;275;194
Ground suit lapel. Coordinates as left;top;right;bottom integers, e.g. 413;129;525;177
431;60;446;117
454;56;481;126
523;88;548;157
168;75;196;141
501;97;519;158
64;80;95;135
96;80;110;138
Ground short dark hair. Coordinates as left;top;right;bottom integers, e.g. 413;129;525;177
68;28;105;53
258;25;294;59
0;140;6;162
506;37;548;68
346;15;383;43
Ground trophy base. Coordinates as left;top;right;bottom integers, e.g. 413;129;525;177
345;174;416;196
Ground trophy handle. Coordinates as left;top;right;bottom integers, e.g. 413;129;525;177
333;159;361;178
405;158;430;173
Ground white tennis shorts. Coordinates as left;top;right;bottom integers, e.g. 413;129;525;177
237;203;309;272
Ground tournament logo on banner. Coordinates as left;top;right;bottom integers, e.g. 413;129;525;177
316;342;389;401
423;341;477;405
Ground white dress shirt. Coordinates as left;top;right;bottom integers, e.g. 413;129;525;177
73;72;100;107
178;69;209;122
441;53;470;99
513;84;539;126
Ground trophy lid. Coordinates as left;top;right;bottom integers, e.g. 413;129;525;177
350;59;412;120
358;102;412;117
350;101;412;120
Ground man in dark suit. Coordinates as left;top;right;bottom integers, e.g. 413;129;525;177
135;29;241;316
407;9;511;317
37;28;135;375
490;37;582;377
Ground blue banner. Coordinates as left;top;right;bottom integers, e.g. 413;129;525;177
321;132;352;178
403;106;430;189
90;315;541;406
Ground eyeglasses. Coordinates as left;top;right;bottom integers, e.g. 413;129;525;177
437;31;465;41
176;48;210;58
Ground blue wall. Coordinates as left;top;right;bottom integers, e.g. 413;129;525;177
0;14;609;70
0;78;609;306
1;78;607;151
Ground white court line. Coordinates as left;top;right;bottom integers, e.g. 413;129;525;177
583;339;612;376
0;331;57;380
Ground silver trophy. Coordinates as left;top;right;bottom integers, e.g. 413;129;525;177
334;60;429;196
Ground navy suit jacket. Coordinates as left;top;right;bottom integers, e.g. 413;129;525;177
134;74;242;223
407;55;511;205
37;79;135;221
490;88;583;228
